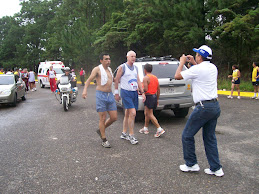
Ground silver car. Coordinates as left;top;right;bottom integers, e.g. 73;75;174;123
0;74;26;106
112;56;194;118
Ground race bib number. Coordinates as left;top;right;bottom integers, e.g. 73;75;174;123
128;79;138;91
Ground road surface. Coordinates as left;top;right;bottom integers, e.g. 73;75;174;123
0;84;258;193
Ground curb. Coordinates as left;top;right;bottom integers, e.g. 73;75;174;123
217;90;254;98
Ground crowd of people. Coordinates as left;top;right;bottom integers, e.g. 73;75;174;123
1;47;258;178
82;46;224;177
227;62;259;99
0;67;37;91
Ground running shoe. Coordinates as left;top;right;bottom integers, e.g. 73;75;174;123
120;132;129;140
129;135;138;144
255;97;258;100
139;128;149;134
252;96;256;99
237;96;241;99
227;96;233;99
154;129;165;138
179;164;200;172
102;141;111;148
204;168;224;177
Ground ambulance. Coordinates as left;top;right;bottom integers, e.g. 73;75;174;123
38;61;65;88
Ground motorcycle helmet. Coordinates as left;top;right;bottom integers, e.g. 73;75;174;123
64;67;70;71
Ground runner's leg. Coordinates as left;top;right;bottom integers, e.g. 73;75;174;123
98;112;107;139
105;110;117;128
128;108;136;135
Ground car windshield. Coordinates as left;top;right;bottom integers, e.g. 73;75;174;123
53;68;65;74
0;76;14;85
142;63;186;79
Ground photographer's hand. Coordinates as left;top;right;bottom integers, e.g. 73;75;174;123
186;55;197;65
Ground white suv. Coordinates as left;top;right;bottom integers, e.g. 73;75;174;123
112;56;194;118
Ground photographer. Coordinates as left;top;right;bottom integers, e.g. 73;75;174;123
175;45;224;177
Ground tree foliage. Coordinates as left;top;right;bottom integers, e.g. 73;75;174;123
0;0;258;76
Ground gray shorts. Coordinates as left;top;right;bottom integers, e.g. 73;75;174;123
96;90;117;112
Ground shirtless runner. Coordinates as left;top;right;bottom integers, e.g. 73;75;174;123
82;53;117;148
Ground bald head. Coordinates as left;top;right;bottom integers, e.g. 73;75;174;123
126;50;136;65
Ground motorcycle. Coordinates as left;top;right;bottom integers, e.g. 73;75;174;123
55;75;78;111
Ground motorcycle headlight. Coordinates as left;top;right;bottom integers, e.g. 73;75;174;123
0;90;11;96
60;87;68;91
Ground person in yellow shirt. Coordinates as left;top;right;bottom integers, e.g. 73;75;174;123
0;68;4;74
14;68;19;76
227;65;241;99
252;62;259;99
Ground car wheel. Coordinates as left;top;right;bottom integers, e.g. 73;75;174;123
12;93;17;107
40;80;45;88
172;108;189;118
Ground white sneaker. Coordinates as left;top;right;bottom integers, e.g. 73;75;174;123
204;168;224;177
237;96;241;99
255;97;259;100
227;96;233;99
179;164;200;172
139;128;149;134
252;96;256;99
128;135;138;145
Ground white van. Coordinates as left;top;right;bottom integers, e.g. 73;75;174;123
38;61;65;88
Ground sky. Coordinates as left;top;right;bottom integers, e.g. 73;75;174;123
0;0;22;18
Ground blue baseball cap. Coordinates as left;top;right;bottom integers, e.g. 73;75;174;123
193;45;212;60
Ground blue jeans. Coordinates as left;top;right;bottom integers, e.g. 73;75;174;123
182;101;222;171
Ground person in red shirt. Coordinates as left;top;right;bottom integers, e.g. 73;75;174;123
139;63;165;137
47;66;57;93
79;68;86;86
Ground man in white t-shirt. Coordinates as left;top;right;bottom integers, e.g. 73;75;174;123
174;45;224;177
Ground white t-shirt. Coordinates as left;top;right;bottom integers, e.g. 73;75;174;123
180;61;218;103
48;70;56;79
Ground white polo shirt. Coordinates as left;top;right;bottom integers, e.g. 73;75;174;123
180;61;218;103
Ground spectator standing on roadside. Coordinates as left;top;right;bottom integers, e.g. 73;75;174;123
47;65;57;93
19;68;23;78
139;63;165;137
71;69;76;76
114;50;146;145
175;45;224;177
82;53;117;148
251;62;259;99
0;68;4;74
80;68;86;86
227;65;241;99
28;69;37;91
14;68;19;76
22;68;29;91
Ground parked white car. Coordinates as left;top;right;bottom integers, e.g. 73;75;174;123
112;56;194;118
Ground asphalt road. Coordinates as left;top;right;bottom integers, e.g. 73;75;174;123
0;84;258;193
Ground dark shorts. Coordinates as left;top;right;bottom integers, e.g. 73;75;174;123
252;81;259;86
144;94;157;109
120;89;138;110
96;90;117;112
232;78;240;84
29;81;35;84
